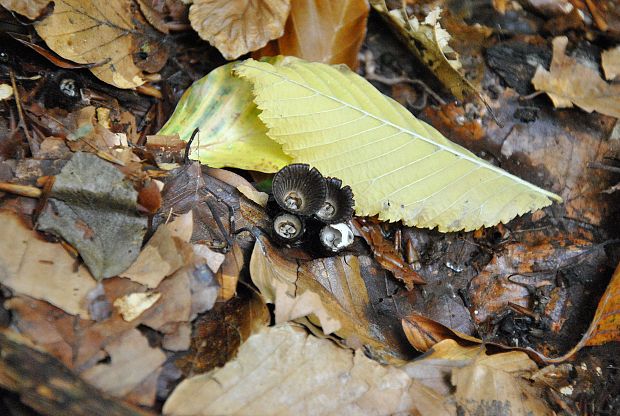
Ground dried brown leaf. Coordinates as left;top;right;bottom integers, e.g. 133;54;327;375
0;0;51;19
402;312;481;352
256;0;369;69
602;45;620;81
81;328;166;400
189;0;291;60
532;36;620;118
452;351;553;415
0;211;96;317
163;325;453;416
35;0;151;88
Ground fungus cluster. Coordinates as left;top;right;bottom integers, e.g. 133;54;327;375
270;164;355;252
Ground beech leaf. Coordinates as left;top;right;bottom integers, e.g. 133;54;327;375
255;0;369;69
532;36;620;118
35;0;149;89
189;0;291;60
163;325;452;416
235;57;561;232
158;62;291;173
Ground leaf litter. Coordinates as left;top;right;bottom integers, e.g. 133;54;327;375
0;1;619;415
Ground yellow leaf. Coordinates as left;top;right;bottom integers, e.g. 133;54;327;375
35;0;147;89
158;62;291;172
532;36;620;118
189;0;291;60
235;57;562;232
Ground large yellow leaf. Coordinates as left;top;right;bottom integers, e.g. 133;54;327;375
158;63;291;173
235;58;562;232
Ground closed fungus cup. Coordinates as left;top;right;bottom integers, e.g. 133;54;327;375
272;212;305;242
272;164;327;216
319;223;354;252
315;178;355;224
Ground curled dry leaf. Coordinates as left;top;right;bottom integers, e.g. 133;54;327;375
163;324;453;416
0;211;96;317
532;36;620;118
255;0;369;69
188;0;291;60
35;0;152;89
0;0;51;19
369;1;476;100
402;312;481;352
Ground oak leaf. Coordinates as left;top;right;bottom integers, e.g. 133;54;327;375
189;0;291;60
532;36;620;118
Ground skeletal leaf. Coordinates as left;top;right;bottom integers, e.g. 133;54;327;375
35;0;151;88
158;62;291;172
235;57;561;232
189;0;291;60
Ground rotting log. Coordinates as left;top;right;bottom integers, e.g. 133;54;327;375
0;329;153;416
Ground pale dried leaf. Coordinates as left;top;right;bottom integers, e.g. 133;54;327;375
35;0;147;88
0;0;50;19
81;328;166;398
189;0;291;59
532;36;620;118
452;351;553;415
0;84;13;100
0;211;96;317
602;45;620;81
114;291;161;322
163;325;452;416
237;184;268;207
193;244;226;273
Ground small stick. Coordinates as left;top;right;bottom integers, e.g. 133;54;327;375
9;69;37;157
0;182;42;198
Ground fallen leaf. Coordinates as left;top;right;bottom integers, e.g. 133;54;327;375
452;351;553;415
193;244;226;273
548;260;620;362
352;218;425;289
532;36;620;118
158;63;291;173
188;0;291;60
250;235;411;361
36;152;148;280
163;324;453;416
114;291;162;322
255;0;369;69
235;57;561;231
0;211;96;317
175;285;270;375
236;184;268;207
602;45;620;81
81;328;166;400
369;2;476;100
0;0;51;19
402;312;481;352
468;240;591;324
35;0;154;88
0;83;13;100
121;214;194;288
140;268;192;333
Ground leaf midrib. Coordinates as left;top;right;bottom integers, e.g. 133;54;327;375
238;60;561;202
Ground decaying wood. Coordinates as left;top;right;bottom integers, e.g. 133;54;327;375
0;330;153;416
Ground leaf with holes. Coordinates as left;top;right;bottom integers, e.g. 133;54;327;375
234;57;561;232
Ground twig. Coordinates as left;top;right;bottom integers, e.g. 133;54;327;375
9;69;37;157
